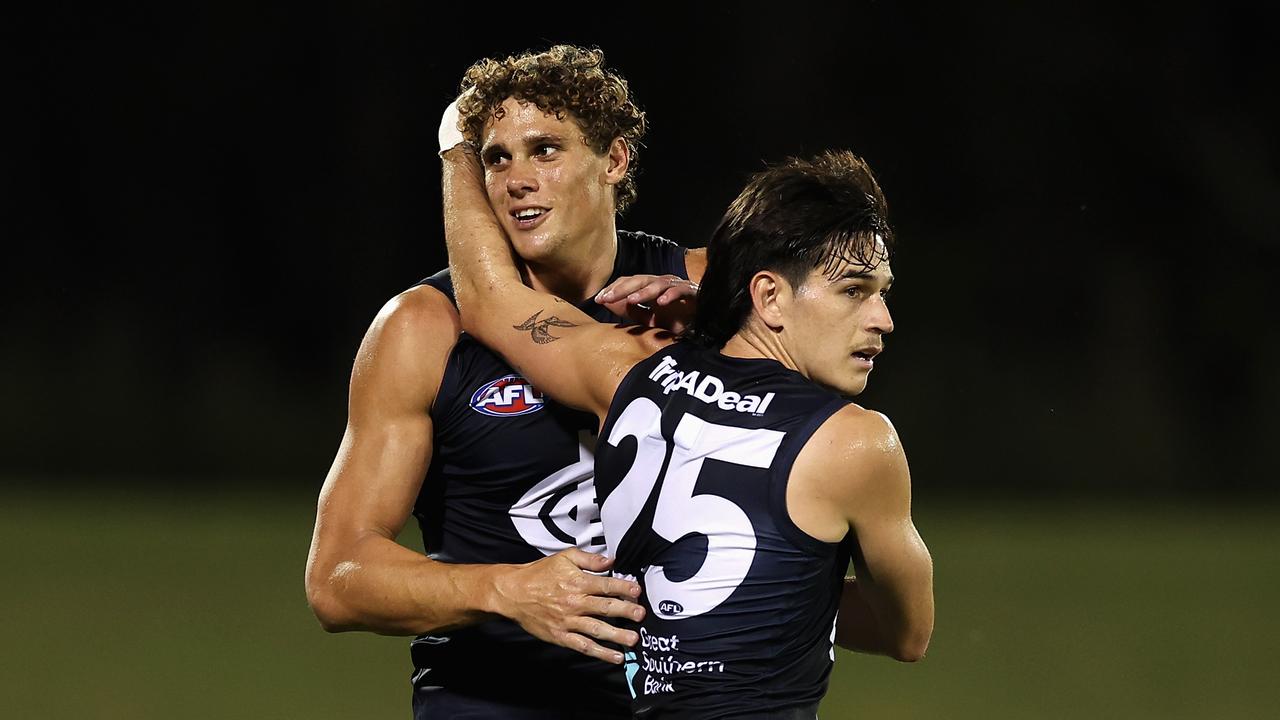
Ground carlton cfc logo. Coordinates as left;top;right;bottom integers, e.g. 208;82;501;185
470;375;546;417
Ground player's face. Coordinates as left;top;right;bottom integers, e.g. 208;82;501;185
784;254;894;397
479;99;619;264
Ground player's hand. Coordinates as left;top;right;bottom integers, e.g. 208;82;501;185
595;274;698;335
493;548;645;665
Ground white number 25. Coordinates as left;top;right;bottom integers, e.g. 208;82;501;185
600;397;784;620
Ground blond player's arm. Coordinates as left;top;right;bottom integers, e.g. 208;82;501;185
304;286;643;663
306;287;484;635
441;145;670;421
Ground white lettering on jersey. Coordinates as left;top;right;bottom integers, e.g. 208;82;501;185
509;429;606;555
602;398;785;620
469;374;545;417
647;356;775;416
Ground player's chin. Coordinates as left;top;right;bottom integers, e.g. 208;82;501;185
816;371;868;397
839;369;872;396
509;231;560;262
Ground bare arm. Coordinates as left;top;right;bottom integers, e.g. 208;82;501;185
306;287;481;635
792;407;934;661
441;147;669;421
304;287;643;662
832;577;896;654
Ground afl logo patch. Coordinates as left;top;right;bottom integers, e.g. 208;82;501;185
657;600;684;616
470;375;545;417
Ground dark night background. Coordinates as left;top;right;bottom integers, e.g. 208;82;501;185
9;2;1277;495
5;4;1280;718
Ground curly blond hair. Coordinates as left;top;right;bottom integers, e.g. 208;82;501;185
456;45;647;213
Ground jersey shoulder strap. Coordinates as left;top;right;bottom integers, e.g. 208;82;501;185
616;229;689;280
416;267;456;306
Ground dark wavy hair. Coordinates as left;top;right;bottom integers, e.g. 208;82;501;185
686;150;894;349
455;45;646;214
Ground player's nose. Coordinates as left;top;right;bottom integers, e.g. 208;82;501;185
867;295;894;335
506;157;539;198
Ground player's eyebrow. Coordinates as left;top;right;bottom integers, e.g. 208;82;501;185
839;269;895;285
523;132;566;147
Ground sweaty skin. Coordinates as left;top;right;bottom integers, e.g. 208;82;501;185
441;141;933;665
306;99;705;666
306;284;643;662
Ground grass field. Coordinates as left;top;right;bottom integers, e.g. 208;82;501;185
3;486;1277;719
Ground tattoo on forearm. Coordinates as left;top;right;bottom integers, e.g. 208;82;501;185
514;310;578;344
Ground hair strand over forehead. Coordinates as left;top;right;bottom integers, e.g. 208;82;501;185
687;150;895;349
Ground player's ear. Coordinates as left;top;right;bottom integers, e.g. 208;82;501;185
749;270;789;332
603;137;629;186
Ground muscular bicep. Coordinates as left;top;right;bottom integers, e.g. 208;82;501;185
310;287;456;571
461;287;670;421
319;402;431;543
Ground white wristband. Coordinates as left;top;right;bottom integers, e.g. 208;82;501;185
438;99;465;155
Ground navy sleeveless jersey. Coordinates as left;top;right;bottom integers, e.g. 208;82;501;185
410;230;688;712
595;342;854;719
